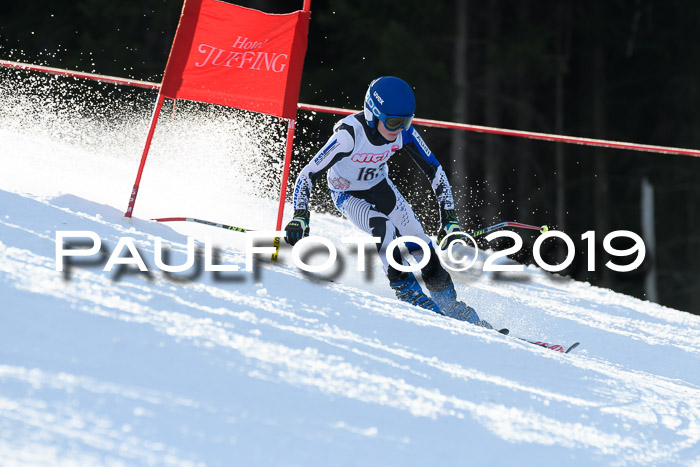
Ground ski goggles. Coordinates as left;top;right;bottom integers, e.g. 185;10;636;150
381;114;414;131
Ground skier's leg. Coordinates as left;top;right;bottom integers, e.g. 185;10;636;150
384;181;490;326
367;215;441;312
330;189;395;273
383;179;450;288
331;189;439;313
420;246;489;325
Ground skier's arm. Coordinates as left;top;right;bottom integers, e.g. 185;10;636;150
285;128;354;246
403;126;465;249
292;127;355;211
402;126;456;214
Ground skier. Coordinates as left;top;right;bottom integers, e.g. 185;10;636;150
284;76;491;328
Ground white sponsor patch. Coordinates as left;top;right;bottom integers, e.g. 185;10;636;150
412;128;431;156
313;139;340;165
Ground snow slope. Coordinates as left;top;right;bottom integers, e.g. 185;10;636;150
1;76;700;466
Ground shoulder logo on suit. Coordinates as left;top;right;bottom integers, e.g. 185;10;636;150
313;139;340;164
411;128;431;156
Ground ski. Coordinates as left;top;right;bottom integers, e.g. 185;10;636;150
151;216;251;233
516;337;580;354
490;327;579;354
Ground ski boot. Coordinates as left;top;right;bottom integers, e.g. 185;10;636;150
429;282;492;328
389;273;442;314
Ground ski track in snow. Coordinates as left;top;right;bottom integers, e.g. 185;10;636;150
1;78;700;466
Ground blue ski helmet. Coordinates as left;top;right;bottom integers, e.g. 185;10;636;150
364;76;416;131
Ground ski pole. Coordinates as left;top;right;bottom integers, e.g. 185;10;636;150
468;221;548;238
440;221;548;249
151;217;251;233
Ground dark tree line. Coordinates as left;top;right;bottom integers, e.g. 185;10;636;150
2;0;699;313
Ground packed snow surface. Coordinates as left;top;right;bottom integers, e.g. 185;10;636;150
1;76;699;466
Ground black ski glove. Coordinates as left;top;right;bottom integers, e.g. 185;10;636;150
437;209;465;250
284;209;310;246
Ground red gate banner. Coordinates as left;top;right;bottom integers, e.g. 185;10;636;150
160;0;310;119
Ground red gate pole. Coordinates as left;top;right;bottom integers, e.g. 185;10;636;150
270;117;296;262
275;117;296;231
270;0;311;261
276;0;312;230
125;93;166;217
